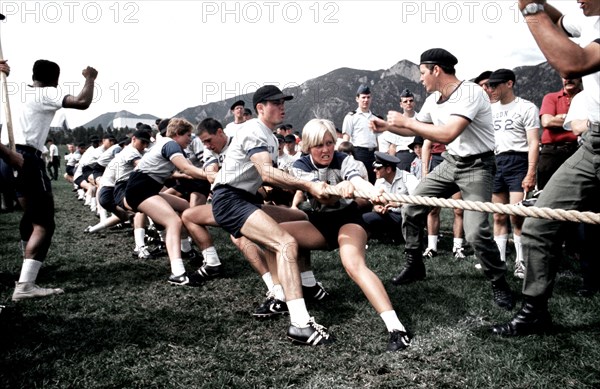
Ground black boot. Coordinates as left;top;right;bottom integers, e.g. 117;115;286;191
491;298;552;336
392;249;426;285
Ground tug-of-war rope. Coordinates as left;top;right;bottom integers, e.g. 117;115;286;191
324;188;600;225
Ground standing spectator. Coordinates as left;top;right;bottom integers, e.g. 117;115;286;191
492;0;600;336
538;77;583;189
474;70;495;102
408;136;424;180
488;68;540;279
342;84;379;183
46;138;60;180
11;60;98;301
378;89;417;171
224;100;247;138
371;48;514;310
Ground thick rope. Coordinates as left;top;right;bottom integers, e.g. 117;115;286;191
323;187;600;225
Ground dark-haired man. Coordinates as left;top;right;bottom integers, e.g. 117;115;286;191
210;85;334;346
379;88;417;172
343;84;379;183
224;99;247;138
488;68;540;279
11;60;98;301
371;48;514;310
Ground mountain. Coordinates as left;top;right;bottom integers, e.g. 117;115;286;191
82;110;159;129
172;60;561;131
82;61;563;131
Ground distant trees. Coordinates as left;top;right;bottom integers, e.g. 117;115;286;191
49;124;139;145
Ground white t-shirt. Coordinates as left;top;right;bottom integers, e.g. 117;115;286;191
417;81;495;157
136;136;185;184
562;14;600;124
13;87;64;152
378;131;414;152
491;97;540;154
224;121;246;138
213;118;278;194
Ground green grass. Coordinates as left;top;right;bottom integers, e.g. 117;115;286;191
1;178;599;388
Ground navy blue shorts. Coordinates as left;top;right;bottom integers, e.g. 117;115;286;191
211;185;263;238
14;145;55;226
81;165;94;181
113;180;127;210
92;164;106;179
65;165;75;176
98;186;116;213
125;171;163;211
493;152;528;193
306;202;366;250
174;178;211;198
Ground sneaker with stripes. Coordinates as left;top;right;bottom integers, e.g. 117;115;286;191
287;317;335;346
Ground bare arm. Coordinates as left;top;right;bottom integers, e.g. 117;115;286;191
171;155;208;180
571;119;590;136
421;139;432;180
523;129;540;192
540;113;566;129
0;143;23;168
374;111;469;145
250;151;329;201
62;66;98;110
519;1;600;78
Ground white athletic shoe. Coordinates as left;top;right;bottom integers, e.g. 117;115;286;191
514;261;526;279
12;282;64;301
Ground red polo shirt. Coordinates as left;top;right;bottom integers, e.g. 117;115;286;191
539;89;579;144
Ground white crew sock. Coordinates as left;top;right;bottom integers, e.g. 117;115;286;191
380;310;406;332
272;284;285;301
261;272;274;291
494;234;508;262
18;259;42;283
201;246;221;266
287;298;310;328
514;234;523;264
427;235;438;251
301;270;316;287
180;238;192;253
170;258;186;276
134;228;146;248
453;238;464;250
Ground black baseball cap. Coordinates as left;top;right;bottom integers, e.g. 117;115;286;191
230;100;245;110
133;129;151;143
253;85;293;109
488;69;516;86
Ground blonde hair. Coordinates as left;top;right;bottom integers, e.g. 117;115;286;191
166;118;194;138
301;118;337;154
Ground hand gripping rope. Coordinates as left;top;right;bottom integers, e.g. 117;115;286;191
323;187;600;225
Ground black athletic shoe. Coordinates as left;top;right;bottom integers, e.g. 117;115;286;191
188;264;222;285
148;244;166;257
253;294;289;318
387;330;411;352
167;273;197;287
491;278;515;310
287;317;335;346
302;282;329;302
181;249;200;261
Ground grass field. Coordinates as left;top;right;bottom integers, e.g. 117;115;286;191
1;177;599;388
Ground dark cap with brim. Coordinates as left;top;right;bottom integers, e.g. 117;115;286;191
0;14;5;20
420;48;458;67
488;69;516;85
373;151;400;168
408;136;424;150
356;84;371;95
284;134;296;143
275;134;285;143
253;85;293;109
230;100;245;110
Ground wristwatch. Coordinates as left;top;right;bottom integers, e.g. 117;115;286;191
522;3;544;16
